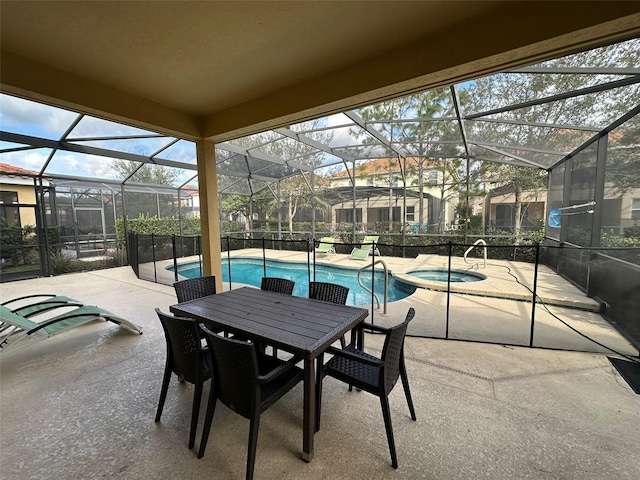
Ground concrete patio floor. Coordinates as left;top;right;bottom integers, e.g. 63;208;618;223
1;266;639;479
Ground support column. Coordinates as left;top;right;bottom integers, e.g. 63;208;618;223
196;139;223;292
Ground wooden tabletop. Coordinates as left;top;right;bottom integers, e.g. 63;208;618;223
170;287;369;358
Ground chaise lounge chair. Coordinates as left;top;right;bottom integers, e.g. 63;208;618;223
2;294;84;317
0;295;143;353
350;235;380;260
315;237;337;256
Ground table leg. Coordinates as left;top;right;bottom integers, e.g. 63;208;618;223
302;357;315;462
356;320;365;350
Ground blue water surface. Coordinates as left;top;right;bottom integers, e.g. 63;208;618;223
170;258;415;306
407;269;486;283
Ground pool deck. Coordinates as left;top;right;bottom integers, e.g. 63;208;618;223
219;248;601;310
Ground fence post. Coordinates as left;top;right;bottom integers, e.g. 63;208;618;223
172;235;178;282
529;243;540;347
151;233;157;283
445;241;452;339
307;239;312;287
262;237;267;277
226;236;232;291
196;235;203;277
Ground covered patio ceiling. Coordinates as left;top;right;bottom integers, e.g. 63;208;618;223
1;2;639;196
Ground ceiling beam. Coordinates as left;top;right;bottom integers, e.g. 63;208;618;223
0;51;203;140
0;130;196;170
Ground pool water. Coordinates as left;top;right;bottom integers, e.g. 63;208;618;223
170;258;415;306
407;269;486;283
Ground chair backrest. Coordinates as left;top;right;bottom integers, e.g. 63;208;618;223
201;325;259;419
309;281;349;305
155;308;206;384
363;235;379;244
261;277;295;295
315;237;333;249
173;276;216;303
0;305;38;331
380;308;415;393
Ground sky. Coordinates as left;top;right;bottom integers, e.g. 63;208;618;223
0;94;197;185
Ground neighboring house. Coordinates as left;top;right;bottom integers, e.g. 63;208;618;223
327;158;457;230
484;187;547;233
485;183;640;236
181;184;200;217
0;163;48;228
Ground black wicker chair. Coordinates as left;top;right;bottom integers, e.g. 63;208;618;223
260;277;295;295
173;276;216;303
154;309;213;450
316;308;416;469
309;281;350;347
309;281;349;304
198;326;303;480
260;277;295;355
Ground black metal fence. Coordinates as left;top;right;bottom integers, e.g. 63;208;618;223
126;232;640;354
543;239;640;345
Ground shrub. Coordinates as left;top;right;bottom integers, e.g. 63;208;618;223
623;224;640;240
0;224;37;266
48;250;73;275
115;215;202;247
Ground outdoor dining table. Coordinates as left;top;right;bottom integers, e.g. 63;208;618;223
170;286;369;462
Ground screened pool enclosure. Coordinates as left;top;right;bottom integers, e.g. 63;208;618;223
1;37;639;345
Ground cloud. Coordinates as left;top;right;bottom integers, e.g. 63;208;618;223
159;140;196;163
70;116;160;138
0;94;78;137
0;93;167;140
0;149;48;171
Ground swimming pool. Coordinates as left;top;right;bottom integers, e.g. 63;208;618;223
406;269;486;283
170;258;415;306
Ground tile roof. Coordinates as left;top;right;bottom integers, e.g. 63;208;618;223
330;157;436;178
0;163;41;177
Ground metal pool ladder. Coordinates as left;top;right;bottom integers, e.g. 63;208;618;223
464;239;487;269
357;259;388;314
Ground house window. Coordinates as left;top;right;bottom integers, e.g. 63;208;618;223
392;176;399;188
632;199;640;220
428;171;439;184
336;208;362;223
366;177;375;187
0;191;21;227
406;206;415;222
494;204;513;231
367;207;401;223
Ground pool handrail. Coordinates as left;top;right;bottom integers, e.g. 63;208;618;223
464;239;487;269
357;259;388;314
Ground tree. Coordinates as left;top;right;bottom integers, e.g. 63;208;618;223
217;120;333;233
110;148;183;218
462;39;640;235
606;113;640;195
111;159;181;186
220;193;251;231
351;89;464;230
